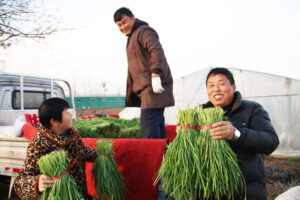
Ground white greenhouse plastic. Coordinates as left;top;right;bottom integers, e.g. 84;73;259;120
120;68;300;157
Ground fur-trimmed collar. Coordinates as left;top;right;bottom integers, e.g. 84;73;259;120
127;18;148;37
39;125;79;147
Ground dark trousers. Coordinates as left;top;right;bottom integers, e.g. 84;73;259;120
140;108;166;139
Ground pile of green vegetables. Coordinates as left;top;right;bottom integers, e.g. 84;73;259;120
92;139;125;200
73;117;143;138
38;150;83;200
155;106;246;200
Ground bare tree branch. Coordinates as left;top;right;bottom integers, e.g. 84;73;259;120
0;0;59;48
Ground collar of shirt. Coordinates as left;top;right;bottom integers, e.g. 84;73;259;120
59;131;69;137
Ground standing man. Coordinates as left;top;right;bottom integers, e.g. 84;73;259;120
114;7;174;139
204;67;279;200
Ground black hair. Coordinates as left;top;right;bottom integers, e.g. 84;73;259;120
38;97;69;129
113;7;134;22
206;67;235;85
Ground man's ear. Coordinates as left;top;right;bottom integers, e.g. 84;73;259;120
232;84;236;91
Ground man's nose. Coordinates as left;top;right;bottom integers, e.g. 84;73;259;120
213;85;221;91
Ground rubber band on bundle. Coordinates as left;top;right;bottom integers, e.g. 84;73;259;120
99;154;113;158
51;159;77;180
181;124;199;132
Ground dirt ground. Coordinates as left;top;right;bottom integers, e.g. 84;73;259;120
1;156;299;200
265;156;300;200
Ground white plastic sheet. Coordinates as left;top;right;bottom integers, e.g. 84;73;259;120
120;68;300;157
275;185;300;200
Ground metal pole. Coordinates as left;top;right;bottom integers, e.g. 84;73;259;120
20;75;24;110
50;79;54;97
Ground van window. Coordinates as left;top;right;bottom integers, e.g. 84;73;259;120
1;90;11;108
12;91;54;109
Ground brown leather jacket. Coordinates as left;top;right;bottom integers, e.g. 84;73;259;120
14;126;98;200
126;19;174;109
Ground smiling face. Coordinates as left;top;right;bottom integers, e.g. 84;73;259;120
115;15;135;36
50;108;73;133
206;74;236;108
58;108;73;131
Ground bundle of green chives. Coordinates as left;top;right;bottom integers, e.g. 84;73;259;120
38;150;83;200
155;106;246;200
155;107;203;199
92;139;125;200
196;106;246;199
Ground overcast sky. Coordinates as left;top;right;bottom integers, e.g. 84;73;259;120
1;0;300;96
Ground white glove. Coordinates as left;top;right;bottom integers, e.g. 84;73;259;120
152;77;165;93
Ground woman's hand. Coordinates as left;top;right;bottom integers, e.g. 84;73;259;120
39;175;55;192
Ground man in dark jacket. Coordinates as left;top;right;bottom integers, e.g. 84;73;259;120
204;67;279;200
114;7;174;139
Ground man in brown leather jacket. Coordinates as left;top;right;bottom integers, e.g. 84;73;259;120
114;7;174;139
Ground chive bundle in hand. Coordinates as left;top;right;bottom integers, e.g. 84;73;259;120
155;106;246;200
92;139;125;200
38;150;83;200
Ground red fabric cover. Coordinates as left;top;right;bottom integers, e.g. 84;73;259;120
106;114;120;118
21;123;38;141
76;115;99;120
24;113;40;127
75;114;119;120
31;114;40;126
83;138;167;200
24;114;33;125
165;125;177;142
